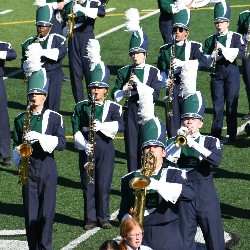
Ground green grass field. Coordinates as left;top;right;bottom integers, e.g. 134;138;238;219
0;0;250;249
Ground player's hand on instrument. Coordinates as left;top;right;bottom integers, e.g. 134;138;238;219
177;126;189;136
166;79;174;89
85;143;94;156
173;58;185;69
25;131;42;143
123;83;132;92
94;119;102;132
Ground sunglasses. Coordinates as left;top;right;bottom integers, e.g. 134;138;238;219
172;27;186;33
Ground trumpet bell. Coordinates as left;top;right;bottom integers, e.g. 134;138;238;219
129;175;151;190
17;143;32;157
174;135;187;148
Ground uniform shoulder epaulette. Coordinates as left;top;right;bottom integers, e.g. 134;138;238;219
21;36;36;46
239;10;250;15
205;34;214;40
49;33;66;41
159;43;171;49
122;169;140;179
107;99;121;107
144;64;159;71
190;40;203;47
118;64;131;72
14;111;26;120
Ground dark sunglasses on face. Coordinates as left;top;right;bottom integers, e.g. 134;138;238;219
172;27;185;33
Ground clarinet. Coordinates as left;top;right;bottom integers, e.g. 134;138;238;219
245;24;250;60
84;93;97;184
164;34;176;118
123;66;136;110
211;31;221;75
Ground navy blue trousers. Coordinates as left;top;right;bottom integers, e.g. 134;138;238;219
45;67;64;112
210;64;240;138
159;12;173;44
68;30;94;103
0;77;10;159
79;138;115;223
179;178;225;250
242;57;250;111
123;108;142;172
22;160;58;250
143;220;185;250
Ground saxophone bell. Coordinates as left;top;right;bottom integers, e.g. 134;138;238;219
129;151;157;225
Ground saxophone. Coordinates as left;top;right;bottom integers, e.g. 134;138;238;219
84;93;97;184
67;0;77;39
17;102;33;185
164;34;176;118
129;151;157;225
245;24;250;60
211;31;221;75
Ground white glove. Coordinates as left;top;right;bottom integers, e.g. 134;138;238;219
74;130;91;154
25;131;42;143
0;51;7;60
94;119;102;132
173;58;185;69
216;42;224;51
78;0;87;4
186;135;211;158
177;126;189;136
73;4;84;14
146;178;159;191
42;48;59;61
123;83;131;93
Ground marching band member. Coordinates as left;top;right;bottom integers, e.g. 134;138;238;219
71;39;124;230
63;0;106;103
35;0;66;35
157;0;210;44
21;3;67;112
0;41;17;166
111;8;162;172
203;0;245;142
157;6;207;138
118;83;194;250
165;63;225;249
237;9;250;120
13;56;66;249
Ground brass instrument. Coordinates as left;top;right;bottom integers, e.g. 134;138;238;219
174;134;188;148
129;151;157;225
84;93;97;184
245;25;250;60
211;31;221;75
164;34;176;118
17;102;33;185
123;66;136;110
67;0;77;39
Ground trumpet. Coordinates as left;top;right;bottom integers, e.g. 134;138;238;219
129;151;157;225
245;25;250;60
67;0;77;39
17;102;33;185
211;31;221;75
164;34;176;118
84;93;97;184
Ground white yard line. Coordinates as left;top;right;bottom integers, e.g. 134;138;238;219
0;10;13;15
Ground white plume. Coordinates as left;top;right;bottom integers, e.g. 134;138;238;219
179;60;198;99
86;39;101;71
25;43;43;74
33;0;47;7
137;82;155;125
125;8;140;34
